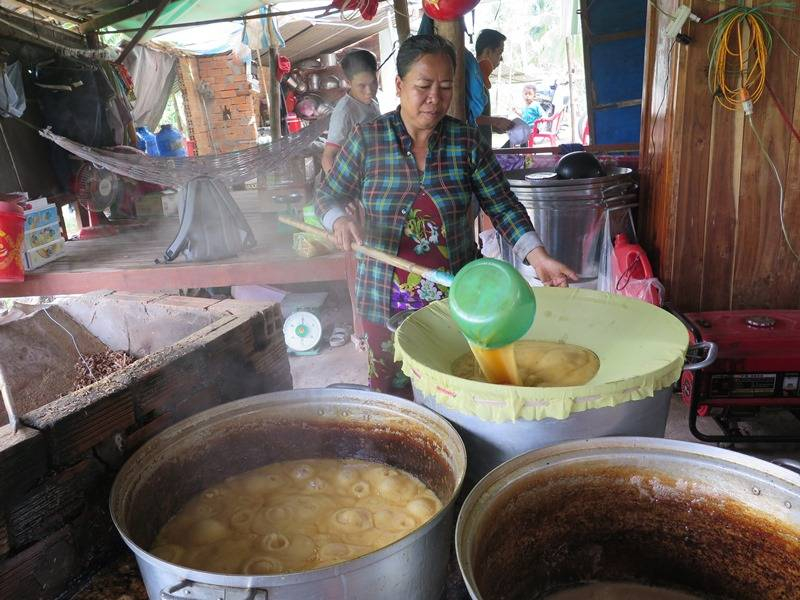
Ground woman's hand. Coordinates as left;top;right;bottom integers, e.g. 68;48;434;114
332;216;363;251
526;247;578;287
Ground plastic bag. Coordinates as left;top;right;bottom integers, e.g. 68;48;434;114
0;62;26;118
598;207;664;305
479;229;501;259
598;207;637;293
616;275;664;306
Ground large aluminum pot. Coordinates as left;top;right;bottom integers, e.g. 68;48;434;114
506;167;637;282
110;388;466;600
457;437;800;599
414;387;671;489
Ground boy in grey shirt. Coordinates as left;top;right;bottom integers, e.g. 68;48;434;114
321;49;381;173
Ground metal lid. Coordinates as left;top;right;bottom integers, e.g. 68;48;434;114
524;172;558;181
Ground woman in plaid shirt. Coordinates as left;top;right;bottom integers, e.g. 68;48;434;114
316;34;576;396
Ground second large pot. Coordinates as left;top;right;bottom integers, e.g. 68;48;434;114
457;437;800;599
110;388;466;600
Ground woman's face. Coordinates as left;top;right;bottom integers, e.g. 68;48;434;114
396;53;453;132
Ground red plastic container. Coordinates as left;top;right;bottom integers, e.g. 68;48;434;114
286;112;302;133
0;201;25;282
612;233;660;305
185;139;197;156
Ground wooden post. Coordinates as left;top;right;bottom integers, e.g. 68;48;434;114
565;36;577;142
393;0;411;42
265;4;282;143
436;19;466;121
268;47;282;142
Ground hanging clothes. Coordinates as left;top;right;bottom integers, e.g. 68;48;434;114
123;46;178;131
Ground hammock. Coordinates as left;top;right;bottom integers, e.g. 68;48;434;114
38;116;329;188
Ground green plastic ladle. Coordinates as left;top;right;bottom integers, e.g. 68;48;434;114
448;258;537;349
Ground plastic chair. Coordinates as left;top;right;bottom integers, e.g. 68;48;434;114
528;110;564;146
581;117;591;146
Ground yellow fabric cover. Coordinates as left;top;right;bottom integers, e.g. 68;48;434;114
394;287;689;423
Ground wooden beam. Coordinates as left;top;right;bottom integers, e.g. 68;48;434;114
0;6;84;45
79;0;178;34
393;0;411;42
436;19;465;121
115;0;172;64
0;255;348;298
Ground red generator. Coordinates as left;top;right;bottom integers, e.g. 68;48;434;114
678;310;800;443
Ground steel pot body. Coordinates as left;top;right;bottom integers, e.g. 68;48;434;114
412;386;671;489
320;53;338;67
505;167;637;282
457;437;800;599
110;389;466;600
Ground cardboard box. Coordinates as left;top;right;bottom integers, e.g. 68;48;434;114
24;205;58;232
24;222;62;250
135;192;165;217
24;239;65;270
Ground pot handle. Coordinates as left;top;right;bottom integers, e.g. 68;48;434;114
162;581;267;600
386;309;416;333
772;458;800;476
602;181;638;199
682;341;718;371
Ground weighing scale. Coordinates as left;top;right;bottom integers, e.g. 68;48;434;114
283;308;323;355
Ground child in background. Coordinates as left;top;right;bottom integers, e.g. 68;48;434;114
515;84;543;127
321;49;381;173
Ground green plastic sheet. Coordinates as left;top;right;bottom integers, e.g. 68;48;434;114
114;0;265;41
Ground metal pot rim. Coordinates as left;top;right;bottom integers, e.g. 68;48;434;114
455;436;800;598
110;388;467;587
510;167;633;188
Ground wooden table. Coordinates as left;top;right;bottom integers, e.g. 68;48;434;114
0;214;349;297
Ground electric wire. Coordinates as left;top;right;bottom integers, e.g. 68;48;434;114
747;114;800;261
42;307;95;379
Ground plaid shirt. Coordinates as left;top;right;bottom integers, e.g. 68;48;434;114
316;108;541;325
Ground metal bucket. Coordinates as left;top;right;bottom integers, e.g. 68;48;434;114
456;438;800;599
505;167;637;282
109;388;466;600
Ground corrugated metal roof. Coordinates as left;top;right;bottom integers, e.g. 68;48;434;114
276;8;390;62
0;0;125;23
0;0;389;59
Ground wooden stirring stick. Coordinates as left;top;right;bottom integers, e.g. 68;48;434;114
278;215;455;288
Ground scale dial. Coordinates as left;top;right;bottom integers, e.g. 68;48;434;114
283;310;323;352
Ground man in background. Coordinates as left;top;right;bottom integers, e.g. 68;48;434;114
321;49;380;173
474;29;514;146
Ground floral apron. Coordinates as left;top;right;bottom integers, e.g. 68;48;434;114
362;190;451;396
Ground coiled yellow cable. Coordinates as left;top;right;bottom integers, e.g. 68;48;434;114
708;8;772;111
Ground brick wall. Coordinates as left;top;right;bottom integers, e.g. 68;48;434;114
177;52;260;156
175;55;210;155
